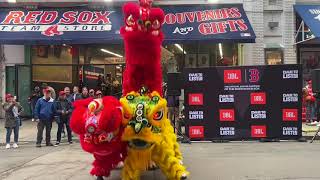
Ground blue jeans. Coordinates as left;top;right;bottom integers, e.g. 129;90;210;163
6;118;20;144
306;102;316;121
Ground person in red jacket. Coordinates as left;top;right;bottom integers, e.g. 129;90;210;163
305;80;316;123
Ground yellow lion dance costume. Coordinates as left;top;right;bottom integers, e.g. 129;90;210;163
120;0;189;179
120;90;189;180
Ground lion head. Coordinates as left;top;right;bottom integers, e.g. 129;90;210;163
120;89;169;150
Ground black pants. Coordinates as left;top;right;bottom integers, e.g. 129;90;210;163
57;119;72;143
36;120;52;145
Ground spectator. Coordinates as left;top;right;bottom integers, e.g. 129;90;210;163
41;83;56;100
81;87;89;99
97;75;105;90
167;95;180;133
102;75;112;95
63;86;73;137
3;94;23;149
55;91;73;146
95;90;103;99
89;89;95;98
112;79;121;98
64;87;72;103
34;88;56;147
305;80;316;123
71;86;81;102
28;86;41;121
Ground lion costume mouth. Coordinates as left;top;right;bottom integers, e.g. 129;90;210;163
128;139;153;149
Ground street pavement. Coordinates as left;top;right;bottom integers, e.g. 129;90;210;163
1;120;320;180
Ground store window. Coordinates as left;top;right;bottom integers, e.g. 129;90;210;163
301;49;320;81
31;42;241;95
32;45;73;84
265;48;283;65
78;44;125;96
181;42;239;68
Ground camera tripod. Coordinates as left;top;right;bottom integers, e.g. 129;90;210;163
310;123;320;143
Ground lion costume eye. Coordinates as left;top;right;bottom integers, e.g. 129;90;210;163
126;95;135;100
152;20;161;30
153;109;163;121
126;15;135;26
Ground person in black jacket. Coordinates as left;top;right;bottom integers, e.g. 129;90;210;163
81;87;89;99
55;91;73;146
28;86;41;121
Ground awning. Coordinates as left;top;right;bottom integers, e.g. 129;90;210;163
0;8;124;45
162;4;256;44
294;5;320;44
0;4;256;45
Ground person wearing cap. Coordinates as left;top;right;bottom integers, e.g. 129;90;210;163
2;94;23;149
41;83;56;100
95;90;103;99
34;88;56;147
305;80;316;123
54;91;73;146
28;86;41;121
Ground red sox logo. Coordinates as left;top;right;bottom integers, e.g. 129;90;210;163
248;69;260;83
1;11;113;36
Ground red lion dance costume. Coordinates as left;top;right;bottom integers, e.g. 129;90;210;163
70;97;126;180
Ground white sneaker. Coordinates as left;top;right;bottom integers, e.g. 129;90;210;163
5;144;10;149
31;118;35;122
116;161;124;169
12;143;18;148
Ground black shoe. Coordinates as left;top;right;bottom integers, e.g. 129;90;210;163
96;176;104;180
181;174;188;180
54;142;60;147
36;144;41;148
69;141;73;145
46;143;54;146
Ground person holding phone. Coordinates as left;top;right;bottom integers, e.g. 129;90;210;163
2;94;23;149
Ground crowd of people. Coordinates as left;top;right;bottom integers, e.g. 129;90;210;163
2;82;109;149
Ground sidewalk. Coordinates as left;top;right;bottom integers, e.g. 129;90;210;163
0;119;62;145
0;120;317;145
2;120;320;179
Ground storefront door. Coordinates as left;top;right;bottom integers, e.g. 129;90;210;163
5;66;15;95
16;65;31;116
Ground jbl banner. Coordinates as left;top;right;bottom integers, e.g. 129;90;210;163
184;65;302;140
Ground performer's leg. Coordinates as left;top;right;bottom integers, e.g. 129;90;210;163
153;144;189;180
91;153;120;178
121;158;141;180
